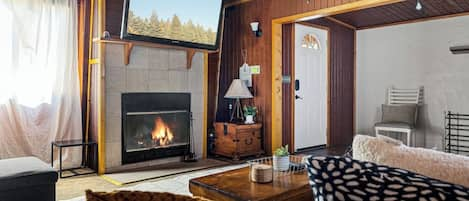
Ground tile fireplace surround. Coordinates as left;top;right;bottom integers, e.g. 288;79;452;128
104;44;205;172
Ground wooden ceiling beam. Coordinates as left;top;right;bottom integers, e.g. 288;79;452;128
223;0;255;8
324;16;357;30
358;11;469;30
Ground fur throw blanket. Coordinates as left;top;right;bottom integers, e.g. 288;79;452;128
352;134;469;187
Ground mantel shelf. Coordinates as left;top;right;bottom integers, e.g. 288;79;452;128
93;38;217;69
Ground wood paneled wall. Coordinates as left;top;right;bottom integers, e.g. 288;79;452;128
215;0;274;153
271;0;360;19
281;24;294;151
105;0;124;37
102;0;361;153
217;0;359;153
207;52;220;129
305;18;355;146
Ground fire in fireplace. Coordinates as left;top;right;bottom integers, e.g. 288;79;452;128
122;93;191;164
152;117;174;146
125;110;189;152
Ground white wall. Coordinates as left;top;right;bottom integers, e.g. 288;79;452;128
294;24;328;150
356;15;469;149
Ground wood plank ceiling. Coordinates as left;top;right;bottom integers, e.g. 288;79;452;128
331;0;469;29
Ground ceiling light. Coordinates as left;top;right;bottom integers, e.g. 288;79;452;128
416;0;422;10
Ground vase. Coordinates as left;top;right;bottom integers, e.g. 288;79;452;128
272;155;290;171
245;115;254;124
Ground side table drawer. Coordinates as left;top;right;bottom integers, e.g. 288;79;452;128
237;131;262;155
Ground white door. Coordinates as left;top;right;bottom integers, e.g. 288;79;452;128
294;23;328;151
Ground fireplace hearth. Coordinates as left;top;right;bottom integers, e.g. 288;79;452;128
122;93;190;164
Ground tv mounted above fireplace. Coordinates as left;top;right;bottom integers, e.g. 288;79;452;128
120;0;224;50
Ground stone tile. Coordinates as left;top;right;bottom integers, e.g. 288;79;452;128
106;92;122;118
189;53;204;73
190;93;204;114
105;66;126;93
168;71;189;92
105;115;121;144
126;46;149;69
126;68;149;92
188;71;204;93
148;157;181;166
148;70;170;92
105;142;122;168
148;48;170;70
105;44;125;67
191;112;204;158
169;50;187;70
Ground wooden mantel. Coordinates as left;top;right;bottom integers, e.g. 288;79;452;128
93;38;217;69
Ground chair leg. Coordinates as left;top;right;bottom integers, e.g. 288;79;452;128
406;130;412;146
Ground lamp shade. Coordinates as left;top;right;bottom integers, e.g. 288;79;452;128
224;79;253;99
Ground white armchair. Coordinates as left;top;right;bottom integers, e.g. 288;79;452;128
374;87;423;146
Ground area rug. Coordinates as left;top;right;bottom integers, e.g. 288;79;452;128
102;159;231;185
62;164;247;201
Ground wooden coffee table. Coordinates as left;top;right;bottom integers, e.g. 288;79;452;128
189;167;313;201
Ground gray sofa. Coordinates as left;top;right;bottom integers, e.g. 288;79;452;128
0;157;58;201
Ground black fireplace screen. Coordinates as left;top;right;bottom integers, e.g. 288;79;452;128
122;93;190;164
125;110;189;152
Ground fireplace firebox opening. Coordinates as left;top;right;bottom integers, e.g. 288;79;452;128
122;93;191;164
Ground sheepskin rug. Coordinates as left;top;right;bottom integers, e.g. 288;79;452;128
353;134;469;188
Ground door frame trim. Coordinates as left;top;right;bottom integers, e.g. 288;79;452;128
271;0;404;153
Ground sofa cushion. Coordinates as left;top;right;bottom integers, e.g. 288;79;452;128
353;135;469;187
381;104;417;127
306;156;469;201
0;157;57;191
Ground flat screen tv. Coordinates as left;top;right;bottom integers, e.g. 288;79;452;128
121;0;223;50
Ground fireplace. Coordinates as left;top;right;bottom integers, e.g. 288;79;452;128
122;93;190;164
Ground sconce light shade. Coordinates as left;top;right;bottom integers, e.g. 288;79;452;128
250;21;262;37
250;22;259;32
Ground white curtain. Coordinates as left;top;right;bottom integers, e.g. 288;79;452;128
0;0;83;166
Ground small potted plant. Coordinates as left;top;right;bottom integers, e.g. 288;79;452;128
243;105;257;124
273;145;290;171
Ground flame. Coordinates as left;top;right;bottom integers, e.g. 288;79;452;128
151;117;174;146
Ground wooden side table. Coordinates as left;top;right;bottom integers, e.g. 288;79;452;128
213;122;264;160
51;140;97;178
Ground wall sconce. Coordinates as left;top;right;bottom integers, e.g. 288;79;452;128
250;22;262;37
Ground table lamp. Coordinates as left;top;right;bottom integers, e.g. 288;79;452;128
224;79;253;122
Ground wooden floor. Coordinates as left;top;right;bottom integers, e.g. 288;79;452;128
57;146;348;200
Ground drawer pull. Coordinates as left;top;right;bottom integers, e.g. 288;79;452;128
245;138;253;145
223;123;228;135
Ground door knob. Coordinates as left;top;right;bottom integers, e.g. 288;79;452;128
295;95;303;100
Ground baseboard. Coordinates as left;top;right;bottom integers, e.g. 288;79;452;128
295;144;326;153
